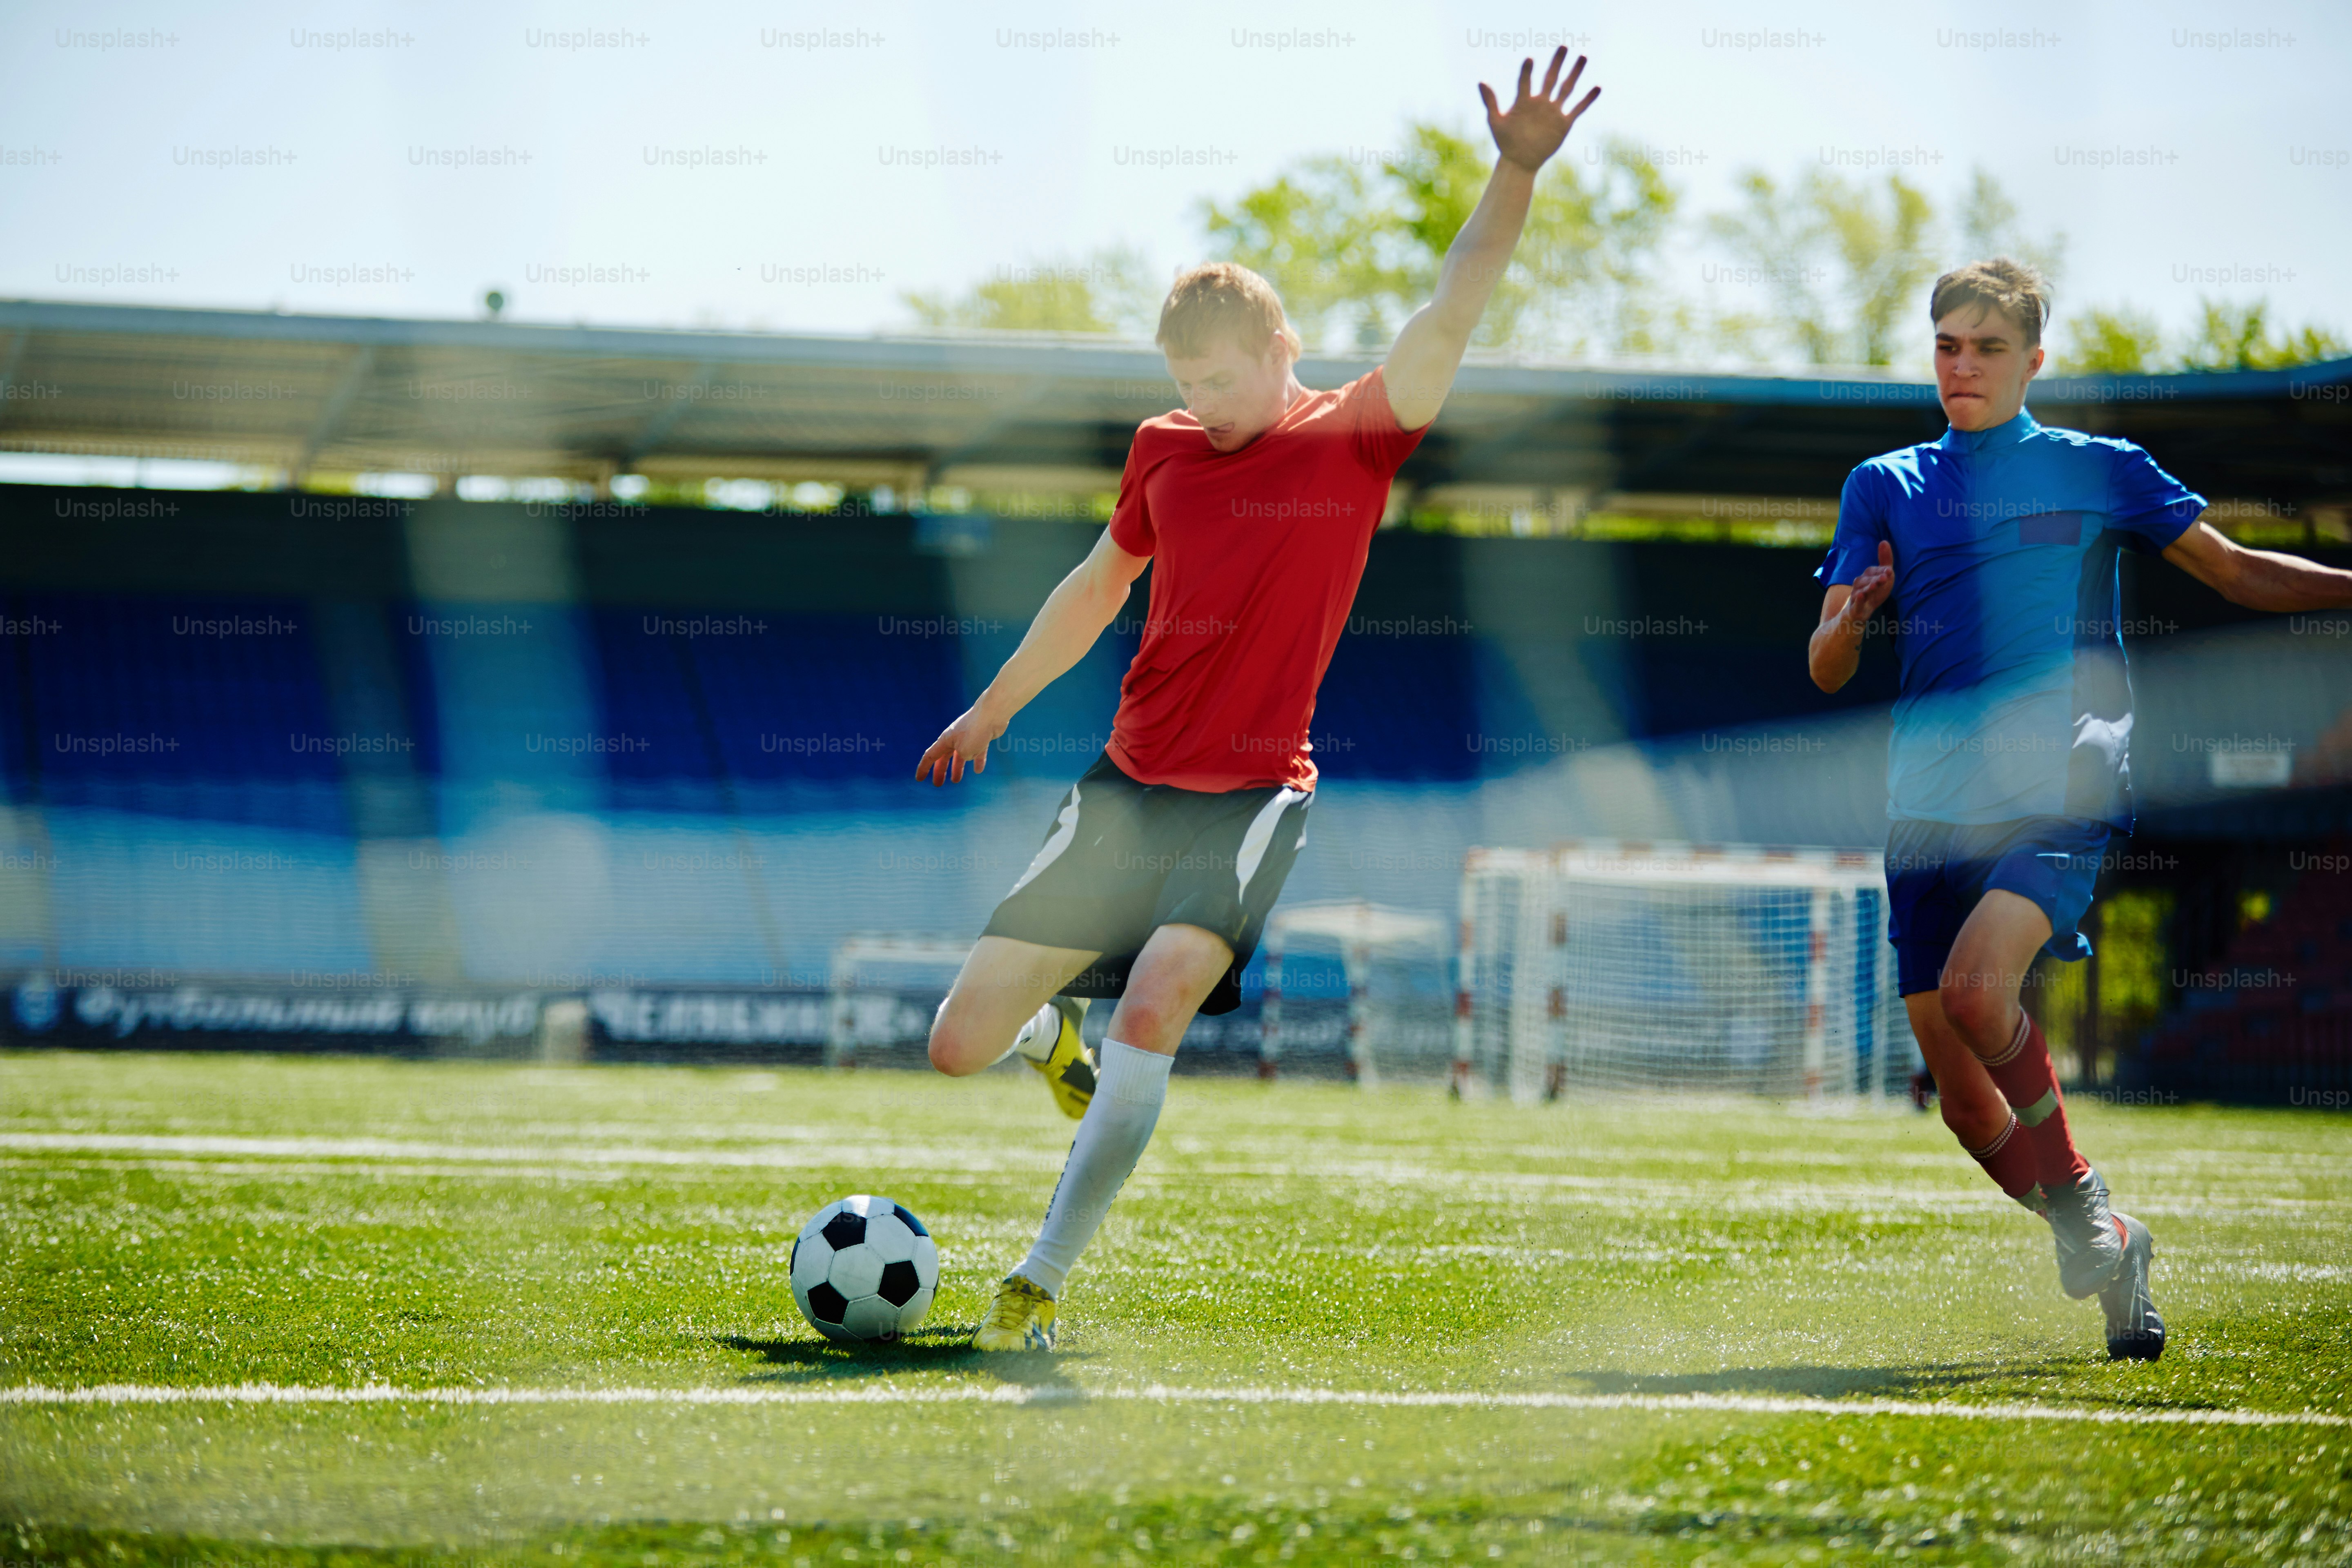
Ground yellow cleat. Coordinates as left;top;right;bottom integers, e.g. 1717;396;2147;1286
1026;995;1096;1120
972;1274;1058;1352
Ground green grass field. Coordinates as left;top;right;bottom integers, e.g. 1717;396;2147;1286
3;1049;2349;1567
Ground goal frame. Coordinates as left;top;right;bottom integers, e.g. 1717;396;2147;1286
825;933;973;1066
1453;840;1907;1103
1260;900;1450;1085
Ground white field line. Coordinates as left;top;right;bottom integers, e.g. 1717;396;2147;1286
1;1155;2310;1225
2;1382;2345;1428
0;1131;1058;1174
0;1134;2234;1213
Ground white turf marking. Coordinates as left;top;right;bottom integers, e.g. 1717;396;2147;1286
6;1136;2333;1219
0;1131;1059;1174
3;1383;2345;1428
0;1135;2212;1214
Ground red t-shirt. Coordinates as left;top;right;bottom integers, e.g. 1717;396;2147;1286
1104;367;1425;793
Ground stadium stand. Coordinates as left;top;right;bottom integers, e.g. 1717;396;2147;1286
21;591;346;833
2136;842;2352;1105
2;588;374;977
3;483;2349;1092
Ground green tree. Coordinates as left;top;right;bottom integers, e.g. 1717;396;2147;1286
2274;321;2352;367
902;245;1157;336
1509;136;1683;356
1199;127;1680;356
2061;305;2165;373
2177;298;2350;371
1954;165;2066;281
2058;298;2346;374
1198;156;1412;348
1704;170;1837;364
1705;167;2069;368
1818;172;1938;365
1708;168;1939;366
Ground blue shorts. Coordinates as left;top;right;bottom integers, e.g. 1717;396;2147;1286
1885;817;2109;997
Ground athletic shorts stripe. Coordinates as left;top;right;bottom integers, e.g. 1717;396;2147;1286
1005;780;1084;900
981;751;1311;1016
1235;786;1310;900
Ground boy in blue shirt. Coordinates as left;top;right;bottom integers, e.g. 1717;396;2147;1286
1810;258;2352;1360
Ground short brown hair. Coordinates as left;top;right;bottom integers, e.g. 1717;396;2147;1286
1929;257;2051;348
1155;262;1300;360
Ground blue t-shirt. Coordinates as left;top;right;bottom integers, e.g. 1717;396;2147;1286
1815;409;2205;828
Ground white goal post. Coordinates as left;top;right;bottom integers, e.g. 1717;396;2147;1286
1260;900;1451;1085
1454;842;1913;1102
826;934;974;1066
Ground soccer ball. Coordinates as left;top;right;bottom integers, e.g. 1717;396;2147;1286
790;1194;939;1343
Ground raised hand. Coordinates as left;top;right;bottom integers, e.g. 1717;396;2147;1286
1846;540;1897;624
1808;541;1898;693
1479;47;1601;173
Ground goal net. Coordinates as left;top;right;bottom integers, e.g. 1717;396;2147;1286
1455;842;1914;1102
1261;900;1452;1085
826;933;973;1067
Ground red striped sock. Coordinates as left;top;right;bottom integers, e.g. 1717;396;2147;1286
1980;1010;2090;1189
1963;1113;2041;1203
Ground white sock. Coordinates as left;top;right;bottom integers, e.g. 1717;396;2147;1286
1012;997;1078;1063
1013;1040;1171;1298
937;996;1079;1069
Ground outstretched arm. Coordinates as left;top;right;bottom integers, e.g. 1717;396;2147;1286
913;528;1151;786
2163;519;2352;612
1384;48;1600;432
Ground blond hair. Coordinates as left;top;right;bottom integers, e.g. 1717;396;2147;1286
1929;257;2052;348
1155;262;1301;360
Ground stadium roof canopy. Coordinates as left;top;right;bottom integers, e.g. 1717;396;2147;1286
0;299;2345;513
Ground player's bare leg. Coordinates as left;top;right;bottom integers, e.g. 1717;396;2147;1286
1914;890;2056;1201
928;935;1098;1076
1936;889;2051;1053
1930;892;2073;1211
974;923;1231;1350
1901;991;2009;1154
1102;921;1232;1055
1936;889;2150;1348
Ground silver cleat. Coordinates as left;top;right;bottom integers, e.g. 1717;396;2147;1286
2099;1213;2165;1362
2042;1167;2126;1300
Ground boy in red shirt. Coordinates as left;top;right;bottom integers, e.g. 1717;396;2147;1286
915;50;1602;1352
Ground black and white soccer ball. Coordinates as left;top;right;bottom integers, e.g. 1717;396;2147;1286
789;1194;939;1343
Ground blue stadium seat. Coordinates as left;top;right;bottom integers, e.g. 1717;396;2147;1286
686;613;965;788
21;593;347;834
7;591;370;975
1311;633;1480;781
586;608;726;813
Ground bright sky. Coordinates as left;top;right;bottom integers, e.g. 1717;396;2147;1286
1;0;2345;364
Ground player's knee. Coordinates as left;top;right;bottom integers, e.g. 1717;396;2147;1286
1938;974;2006;1049
1109;992;1178;1049
924;1033;960;1076
925;999;984;1077
925;1027;978;1077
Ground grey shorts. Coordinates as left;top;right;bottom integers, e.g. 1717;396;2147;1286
981;751;1312;1016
